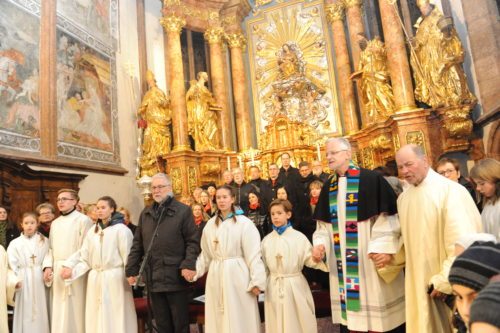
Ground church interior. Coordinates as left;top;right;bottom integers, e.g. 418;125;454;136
0;0;498;227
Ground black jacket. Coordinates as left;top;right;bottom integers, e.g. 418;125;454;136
125;197;201;292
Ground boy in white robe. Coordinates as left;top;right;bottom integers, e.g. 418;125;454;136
192;185;266;333
261;199;328;333
7;212;50;333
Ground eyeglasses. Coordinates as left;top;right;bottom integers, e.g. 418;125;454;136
56;197;75;202
326;149;347;156
438;169;456;176
39;211;54;215
151;184;170;191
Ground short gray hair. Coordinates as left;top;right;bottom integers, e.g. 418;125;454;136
326;137;351;151
409;144;426;158
152;173;172;185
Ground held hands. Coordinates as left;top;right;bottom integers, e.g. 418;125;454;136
312;245;326;263
43;268;53;283
250;286;261;296
181;269;196;282
368;253;393;269
127;276;137;286
60;267;72;280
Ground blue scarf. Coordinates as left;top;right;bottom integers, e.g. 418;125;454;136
272;221;291;235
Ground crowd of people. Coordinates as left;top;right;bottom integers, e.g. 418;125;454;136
0;140;499;333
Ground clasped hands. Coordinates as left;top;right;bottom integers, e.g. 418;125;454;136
312;245;325;263
312;244;393;269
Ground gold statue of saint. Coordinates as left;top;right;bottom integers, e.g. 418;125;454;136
351;34;395;123
186;72;220;151
138;70;172;177
411;0;476;108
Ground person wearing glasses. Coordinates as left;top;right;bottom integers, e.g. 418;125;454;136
126;173;200;333
436;157;478;204
36;203;56;238
42;188;93;333
312;137;405;333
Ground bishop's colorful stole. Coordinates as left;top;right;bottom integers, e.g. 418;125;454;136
328;161;360;319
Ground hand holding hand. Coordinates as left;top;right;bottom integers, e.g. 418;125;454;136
15;281;22;289
368;253;393;269
181;269;196;282
312;245;325;263
127;276;137;286
43;268;53;283
250;287;261;296
60;267;72;280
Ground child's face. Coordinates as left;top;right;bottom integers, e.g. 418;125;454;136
96;200;113;221
310;186;321;198
22;216;38;236
216;188;235;214
452;284;478;325
270;205;291;228
473;179;495;198
277;188;287;200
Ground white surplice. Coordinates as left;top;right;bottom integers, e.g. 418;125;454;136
195;214;266;333
398;169;482;333
313;177;405;332
66;223;137;333
7;233;50;333
43;210;93;333
1;245;19;333
261;227;327;333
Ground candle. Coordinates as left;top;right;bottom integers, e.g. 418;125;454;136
227;156;231;170
316;143;321;161
251;151;255;166
238;156;242;169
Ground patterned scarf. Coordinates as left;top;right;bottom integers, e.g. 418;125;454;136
328;161;361;318
0;221;7;248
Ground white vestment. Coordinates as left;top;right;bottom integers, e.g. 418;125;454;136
1;246;19;333
66;223;137;333
398;169;482;333
313;177;405;332
195;215;266;333
261;227;328;333
7;233;50;333
43;210;92;333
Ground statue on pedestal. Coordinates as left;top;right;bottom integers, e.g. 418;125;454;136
351;34;395;123
138;70;172;177
410;0;476;108
186;72;220;151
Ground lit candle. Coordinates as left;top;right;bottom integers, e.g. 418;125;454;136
238;156;242;169
227;156;231;170
316;143;321;161
251;151;255;166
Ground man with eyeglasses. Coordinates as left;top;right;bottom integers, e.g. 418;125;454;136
396;144;481;333
312;137;406;333
436;157;478;204
36;202;56;237
42;188;92;333
126;173;200;333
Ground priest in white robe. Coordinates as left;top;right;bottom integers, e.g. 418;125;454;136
8;230;50;333
313;138;406;333
1;245;19;333
42;189;93;333
396;144;482;333
64;209;137;333
261;199;328;333
194;185;266;333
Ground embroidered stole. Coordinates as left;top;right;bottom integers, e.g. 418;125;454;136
328;162;361;318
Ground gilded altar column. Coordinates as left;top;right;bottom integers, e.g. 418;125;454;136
326;2;359;134
226;32;252;151
160;12;190;151
205;26;232;150
378;0;416;112
344;0;366;68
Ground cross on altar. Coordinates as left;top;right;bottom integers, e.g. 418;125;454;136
30;254;37;265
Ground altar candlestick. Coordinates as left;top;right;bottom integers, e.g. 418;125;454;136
227;156;231;170
316;143;321;161
238;156;242;169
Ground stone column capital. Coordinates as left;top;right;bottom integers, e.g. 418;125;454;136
325;3;345;23
225;32;247;50
204;26;225;44
160;14;185;34
343;0;363;9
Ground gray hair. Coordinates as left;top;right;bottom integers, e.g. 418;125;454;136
232;167;243;175
326;137;351;151
152;173;172;185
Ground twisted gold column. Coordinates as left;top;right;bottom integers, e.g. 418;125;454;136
378;0;417;112
205;27;231;150
326;2;359;134
160;14;190;151
226;32;252;151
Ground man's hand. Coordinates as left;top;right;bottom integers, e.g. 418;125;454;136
312;245;325;263
60;267;72;280
43;268;53;283
181;269;196;282
250;286;261;296
368;253;393;269
127;276;137;286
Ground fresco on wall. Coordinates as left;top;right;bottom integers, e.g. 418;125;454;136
0;0;41;152
56;31;116;158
